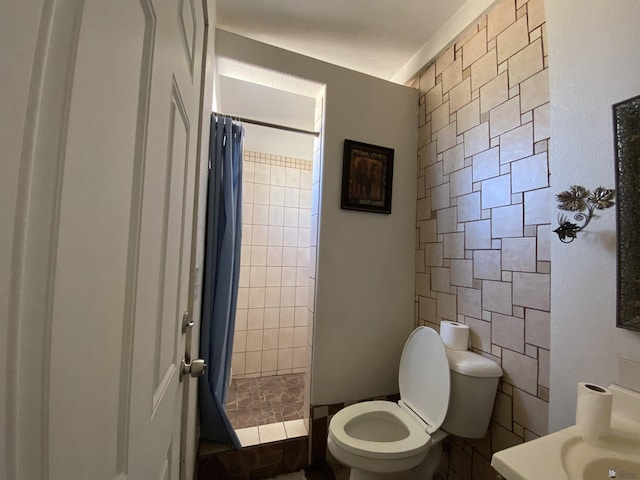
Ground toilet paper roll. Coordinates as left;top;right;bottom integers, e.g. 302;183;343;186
576;382;613;442
440;321;469;350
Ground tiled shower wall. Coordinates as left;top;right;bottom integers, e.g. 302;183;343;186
232;150;313;379
415;0;551;477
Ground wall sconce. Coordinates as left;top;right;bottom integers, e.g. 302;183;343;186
553;186;615;243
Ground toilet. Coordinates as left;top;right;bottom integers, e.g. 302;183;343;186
327;325;502;480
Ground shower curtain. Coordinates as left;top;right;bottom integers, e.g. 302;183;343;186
199;114;243;445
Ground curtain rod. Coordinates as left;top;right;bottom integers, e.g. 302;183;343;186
214;112;320;137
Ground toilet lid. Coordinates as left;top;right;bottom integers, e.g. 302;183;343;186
398;327;450;434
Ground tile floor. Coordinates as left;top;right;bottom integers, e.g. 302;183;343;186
226;373;307;446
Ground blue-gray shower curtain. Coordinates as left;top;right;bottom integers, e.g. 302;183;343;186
199;114;243;446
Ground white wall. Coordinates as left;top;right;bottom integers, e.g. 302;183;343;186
546;0;640;431
216;30;418;405
217;75;316;160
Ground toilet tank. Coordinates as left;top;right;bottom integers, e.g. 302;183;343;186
441;349;503;439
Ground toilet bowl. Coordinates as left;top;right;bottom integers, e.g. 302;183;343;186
327;326;502;480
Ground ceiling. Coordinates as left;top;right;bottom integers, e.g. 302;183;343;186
215;0;493;83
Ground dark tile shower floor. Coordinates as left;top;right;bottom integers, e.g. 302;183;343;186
225;373;305;429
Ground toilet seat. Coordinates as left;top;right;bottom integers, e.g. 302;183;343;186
329;400;430;459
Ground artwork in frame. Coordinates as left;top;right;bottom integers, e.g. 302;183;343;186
613;93;640;332
340;139;394;214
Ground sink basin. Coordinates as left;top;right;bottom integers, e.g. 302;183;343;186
583;458;640;480
561;430;640;480
491;384;640;480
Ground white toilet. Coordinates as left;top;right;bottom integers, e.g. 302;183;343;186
327;325;502;480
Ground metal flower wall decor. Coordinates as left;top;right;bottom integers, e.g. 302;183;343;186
553;185;615;243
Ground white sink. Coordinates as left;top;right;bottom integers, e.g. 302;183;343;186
561;430;640;480
492;385;640;480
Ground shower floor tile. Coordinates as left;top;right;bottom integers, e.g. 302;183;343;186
226;373;305;429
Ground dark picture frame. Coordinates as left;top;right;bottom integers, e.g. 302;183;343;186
340;139;394;214
613;94;640;332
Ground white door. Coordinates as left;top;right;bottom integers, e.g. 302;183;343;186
1;1;212;479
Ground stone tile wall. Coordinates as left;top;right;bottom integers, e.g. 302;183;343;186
415;0;551;478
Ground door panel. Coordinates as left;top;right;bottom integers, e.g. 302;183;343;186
39;0;205;478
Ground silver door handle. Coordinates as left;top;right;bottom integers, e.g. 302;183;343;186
180;354;207;380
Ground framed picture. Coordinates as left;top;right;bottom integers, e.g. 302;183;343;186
341;139;394;214
613;93;640;332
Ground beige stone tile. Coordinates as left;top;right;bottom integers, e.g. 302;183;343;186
492;204;524;238
513;387;548;436
493;391;513;429
456;287;481;319
508;39;544;87
437;206;458;234
432;183;451;211
418;122;431;148
437;292;457;321
425;82;443;114
521;69;549;112
456;98;480;134
492;422;524;453
513;272;549;310
425;243;443;267
482;280;512;315
541;23;548;57
492;313;525;353
431;101;451;132
456;23;479;50
503;349;538;395
511;152;549;193
432;267;451;293
419;296;437;322
502;237;536;272
465;219;492;249
416;273;431;297
436;44;455;77
463;28;488;70
443;144;465;174
416;249;426;273
474;250;501;280
451;259;474;287
471;48;498;91
480;72;509;114
487;0;517;40
538;348;549;389
417;197;431;221
419;63;436;95
258;422;287;443
489;96;521;137
450;77;472;112
527;0;545;31
419;218;437;243
533;102;550;142
537;224;550;262
420;141;438;169
466;317;491;352
500;123;533;163
458;192;481;222
523;186;551;225
472;147;500;182
444;232;465;259
464;122;490;157
450;166;473;197
442;58;463;93
481;174;511;209
497;16;529;64
425;161;443;189
525;308;550;349
437;122;458;153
